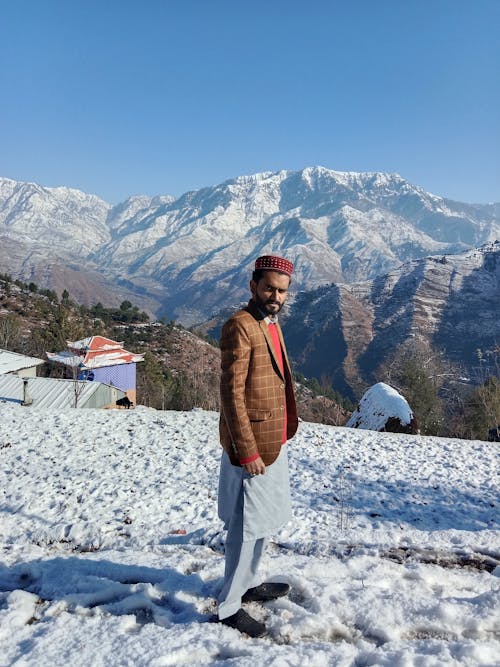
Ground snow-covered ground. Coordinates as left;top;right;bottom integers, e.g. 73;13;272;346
0;403;498;666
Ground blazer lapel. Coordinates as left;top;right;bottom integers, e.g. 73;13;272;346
245;300;286;381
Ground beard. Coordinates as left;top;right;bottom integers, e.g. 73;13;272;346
253;292;283;314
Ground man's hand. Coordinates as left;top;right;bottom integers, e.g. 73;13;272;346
243;456;266;475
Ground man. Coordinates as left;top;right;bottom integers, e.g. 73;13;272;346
217;254;298;637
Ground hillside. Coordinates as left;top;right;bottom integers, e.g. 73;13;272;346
0;275;346;424
282;242;500;396
0;274;220;411
0;403;498;665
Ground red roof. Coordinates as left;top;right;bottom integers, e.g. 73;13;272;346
48;336;144;369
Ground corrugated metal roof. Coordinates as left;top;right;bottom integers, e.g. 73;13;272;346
68;336;124;351
46;351;82;367
82;351;143;368
0;349;45;375
48;335;144;369
0;375;124;409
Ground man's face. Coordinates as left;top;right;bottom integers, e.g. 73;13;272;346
250;270;290;315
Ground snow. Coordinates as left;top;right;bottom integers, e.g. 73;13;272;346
0;350;45;375
3;171;500;325
48;337;144;369
46;351;82;368
347;382;414;430
0;402;498;666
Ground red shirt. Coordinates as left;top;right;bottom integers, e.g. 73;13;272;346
268;322;287;446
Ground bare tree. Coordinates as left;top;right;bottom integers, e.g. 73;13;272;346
70;364;89;408
0;313;22;350
460;347;500;440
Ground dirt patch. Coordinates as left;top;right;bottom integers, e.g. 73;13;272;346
381;546;499;573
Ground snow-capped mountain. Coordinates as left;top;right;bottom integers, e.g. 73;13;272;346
0;176;111;252
0;168;499;324
0;178;169;310
281;241;500;396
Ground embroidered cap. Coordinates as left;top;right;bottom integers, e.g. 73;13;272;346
255;255;294;277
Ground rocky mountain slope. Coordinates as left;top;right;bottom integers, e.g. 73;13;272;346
0;178;165;312
1;169;499;324
281;241;500;396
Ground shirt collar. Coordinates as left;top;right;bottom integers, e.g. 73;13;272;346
259;309;278;325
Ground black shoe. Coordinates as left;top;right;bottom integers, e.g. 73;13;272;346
242;582;290;603
219;608;266;637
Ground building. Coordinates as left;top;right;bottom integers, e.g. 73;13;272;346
0;349;45;377
0;375;126;409
47;336;144;405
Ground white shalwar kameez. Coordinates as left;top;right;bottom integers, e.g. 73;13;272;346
217;444;291;619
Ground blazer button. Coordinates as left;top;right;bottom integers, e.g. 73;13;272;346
280;383;285;390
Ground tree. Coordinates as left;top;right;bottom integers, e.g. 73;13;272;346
463;377;500;440
169;367;220;412
25;302;85;359
69;363;89;408
0;313;22;350
458;347;500;440
137;351;177;409
378;339;454;435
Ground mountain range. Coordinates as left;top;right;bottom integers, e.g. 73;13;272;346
1;168;499;325
1;168;499;394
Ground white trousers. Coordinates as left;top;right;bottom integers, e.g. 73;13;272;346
218;534;268;619
217;447;290;619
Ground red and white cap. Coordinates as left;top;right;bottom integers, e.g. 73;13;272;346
255;255;294;277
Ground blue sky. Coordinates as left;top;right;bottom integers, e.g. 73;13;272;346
1;0;499;204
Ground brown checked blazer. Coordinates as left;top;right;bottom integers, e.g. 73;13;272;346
219;299;298;466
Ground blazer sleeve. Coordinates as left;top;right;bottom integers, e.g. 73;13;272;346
220;317;259;463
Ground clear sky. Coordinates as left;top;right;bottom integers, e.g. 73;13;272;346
1;0;499;204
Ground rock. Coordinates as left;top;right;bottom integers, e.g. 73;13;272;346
488;426;500;442
347;382;418;433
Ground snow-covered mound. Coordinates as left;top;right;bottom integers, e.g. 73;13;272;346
0;403;498;665
347;382;417;433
